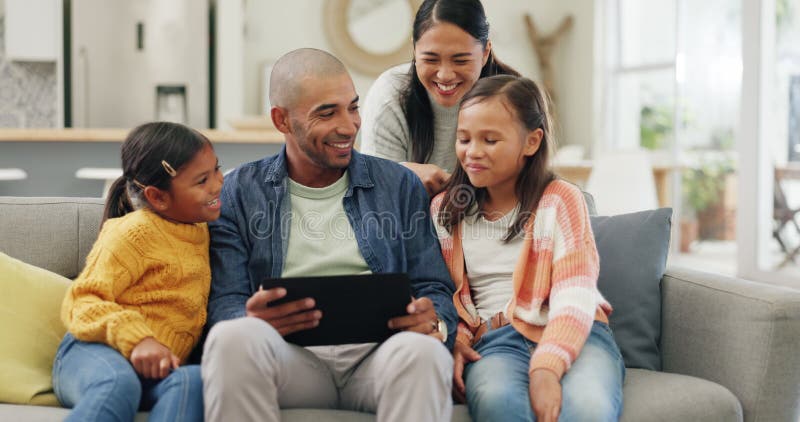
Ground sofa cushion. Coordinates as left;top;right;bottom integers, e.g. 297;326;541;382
620;369;742;421
591;208;672;370
0;404;468;422
0;403;149;421
0;252;71;406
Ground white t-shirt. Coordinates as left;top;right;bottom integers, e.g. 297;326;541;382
460;205;524;321
282;171;370;277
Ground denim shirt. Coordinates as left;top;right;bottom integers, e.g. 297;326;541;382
208;147;457;349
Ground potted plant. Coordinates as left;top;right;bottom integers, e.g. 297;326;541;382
682;155;736;245
640;105;673;150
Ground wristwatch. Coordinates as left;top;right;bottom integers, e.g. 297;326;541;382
435;318;447;343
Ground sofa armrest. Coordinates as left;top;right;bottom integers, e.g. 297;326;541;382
660;265;800;422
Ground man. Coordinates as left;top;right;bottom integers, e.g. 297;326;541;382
202;48;457;422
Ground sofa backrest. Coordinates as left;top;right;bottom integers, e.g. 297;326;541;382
0;197;104;279
0;192;597;280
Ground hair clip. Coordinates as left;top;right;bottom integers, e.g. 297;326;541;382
161;160;177;177
132;179;147;190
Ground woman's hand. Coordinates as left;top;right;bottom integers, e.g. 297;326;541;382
529;369;562;422
130;337;180;379
401;162;451;196
452;341;481;403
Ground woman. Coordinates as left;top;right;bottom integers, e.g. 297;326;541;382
359;0;519;195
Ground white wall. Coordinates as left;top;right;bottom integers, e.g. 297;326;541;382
485;1;596;151
239;0;597;149
216;0;244;130
242;1;377;116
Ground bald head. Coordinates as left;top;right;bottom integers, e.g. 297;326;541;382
269;48;349;109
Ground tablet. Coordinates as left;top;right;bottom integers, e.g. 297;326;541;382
260;273;412;346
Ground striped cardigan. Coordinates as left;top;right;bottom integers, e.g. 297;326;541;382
431;179;612;379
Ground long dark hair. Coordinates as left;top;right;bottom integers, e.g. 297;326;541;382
103;122;211;223
439;75;555;242
403;0;520;164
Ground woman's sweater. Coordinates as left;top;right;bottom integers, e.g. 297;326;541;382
61;208;211;362
431;179;612;379
359;63;459;172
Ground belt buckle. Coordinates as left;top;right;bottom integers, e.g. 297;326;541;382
491;312;508;329
473;312;508;344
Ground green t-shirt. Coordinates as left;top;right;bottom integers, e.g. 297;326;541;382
282;171;371;277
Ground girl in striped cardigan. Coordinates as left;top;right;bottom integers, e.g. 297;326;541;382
432;75;625;422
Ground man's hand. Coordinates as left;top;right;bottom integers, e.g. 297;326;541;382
529;369;562;422
401;162;451;196
246;287;322;336
130;337;180;379
452;341;481;403
387;297;443;341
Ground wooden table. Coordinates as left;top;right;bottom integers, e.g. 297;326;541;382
775;163;800;180
553;161;677;208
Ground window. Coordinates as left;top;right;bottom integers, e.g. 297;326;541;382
605;0;677;152
747;0;800;281
604;0;743;275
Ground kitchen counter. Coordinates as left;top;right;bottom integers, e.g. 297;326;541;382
0;128;285;144
0;128;286;197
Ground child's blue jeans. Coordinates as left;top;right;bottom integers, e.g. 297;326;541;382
464;320;625;422
52;333;203;422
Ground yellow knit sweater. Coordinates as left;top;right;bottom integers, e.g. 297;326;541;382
61;208;210;362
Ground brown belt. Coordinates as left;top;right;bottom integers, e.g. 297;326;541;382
473;312;510;344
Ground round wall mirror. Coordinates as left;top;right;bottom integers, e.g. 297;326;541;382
323;0;421;76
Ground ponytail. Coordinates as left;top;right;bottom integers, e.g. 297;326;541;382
482;51;520;78
403;64;436;164
102;176;134;224
103;122;209;226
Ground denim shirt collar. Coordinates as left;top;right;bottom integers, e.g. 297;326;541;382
264;145;376;194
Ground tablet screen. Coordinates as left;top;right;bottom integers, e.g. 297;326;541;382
260;273;412;346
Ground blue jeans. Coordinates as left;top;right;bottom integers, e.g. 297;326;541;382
52;333;203;422
464;321;625;422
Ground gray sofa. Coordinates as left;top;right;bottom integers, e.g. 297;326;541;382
1;196;799;422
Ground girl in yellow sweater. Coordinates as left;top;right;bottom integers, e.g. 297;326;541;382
53;122;223;422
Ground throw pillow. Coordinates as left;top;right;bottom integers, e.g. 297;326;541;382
0;252;71;406
591;208;672;371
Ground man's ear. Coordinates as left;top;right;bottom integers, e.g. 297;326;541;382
271;106;291;134
143;185;171;211
523;128;544;157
